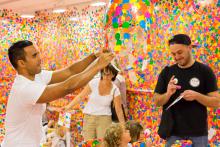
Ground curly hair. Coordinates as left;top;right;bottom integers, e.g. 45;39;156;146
104;123;124;147
125;120;143;143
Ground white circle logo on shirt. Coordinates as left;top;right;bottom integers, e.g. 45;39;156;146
189;77;200;87
173;78;178;84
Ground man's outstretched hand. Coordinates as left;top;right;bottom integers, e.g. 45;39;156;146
96;52;114;70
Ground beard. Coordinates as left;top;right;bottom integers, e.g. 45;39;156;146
177;54;192;67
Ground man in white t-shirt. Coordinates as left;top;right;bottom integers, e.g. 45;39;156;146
1;40;114;147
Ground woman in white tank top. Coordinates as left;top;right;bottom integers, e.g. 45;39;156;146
63;64;125;141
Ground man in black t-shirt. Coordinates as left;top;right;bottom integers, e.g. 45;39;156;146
154;34;219;147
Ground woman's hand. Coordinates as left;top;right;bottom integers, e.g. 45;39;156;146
59;105;71;112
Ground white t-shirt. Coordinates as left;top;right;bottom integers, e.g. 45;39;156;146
2;70;52;147
83;78;120;115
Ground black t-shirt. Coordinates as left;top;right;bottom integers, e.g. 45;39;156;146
154;61;218;137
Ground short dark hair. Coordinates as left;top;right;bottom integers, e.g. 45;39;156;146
101;64;119;81
125;120;143;143
168;34;197;48
8;40;33;69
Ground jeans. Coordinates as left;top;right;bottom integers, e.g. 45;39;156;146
166;135;208;147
